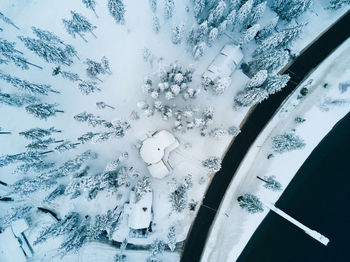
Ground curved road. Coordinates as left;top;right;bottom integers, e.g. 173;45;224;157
180;10;350;262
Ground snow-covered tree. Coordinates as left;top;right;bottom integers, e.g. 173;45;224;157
193;41;207;59
209;127;228;139
85;57;111;81
34;212;79;245
193;0;206;18
212;1;226;26
202;156;221;172
208;27;218;46
239;24;260;45
149;239;166;261
0;150;50;168
0;91;38;107
19;28;77;66
246;70;268;88
327;0;350;9
250;48;289;73
263;74;290;95
228;125;241;136
54;140;80;152
234;87;269;107
0;38;42;70
167;225;176;251
134;176;151;202
164;0;175;20
254;24;305;56
63;11;97;42
19;127;61;140
14;160;55;175
78;80;100;95
169;184;187;212
78;132;99;144
171;24;185;45
0;11;19;30
258;175;282;191
114;254;127;262
25;103;64;120
108;0;126;24
96;101;115;109
246;1;266;26
237;193;264;214
0;70;58;95
256;16;278;43
237;0;254;26
52;66;81;82
0;206;32;229
226;9;237;29
272;0;312;21
82;0;98;17
25;138;62;151
272;132;306;153
152;16;160;33
44;184;67;202
149;0;157;12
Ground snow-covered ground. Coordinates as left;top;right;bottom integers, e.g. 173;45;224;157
201;36;350;262
0;0;349;261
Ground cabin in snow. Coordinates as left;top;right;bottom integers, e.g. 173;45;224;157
140;130;179;179
124;190;153;230
202;44;243;82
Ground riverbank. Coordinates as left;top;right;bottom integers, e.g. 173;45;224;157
201;35;350;262
237;111;350;262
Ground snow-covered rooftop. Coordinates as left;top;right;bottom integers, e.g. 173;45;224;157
11;218;28;237
125;191;153;230
140;130;179;178
204;44;243;81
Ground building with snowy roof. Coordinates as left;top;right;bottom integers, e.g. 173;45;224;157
124;190;153;230
140;130;179;179
202;44;243;82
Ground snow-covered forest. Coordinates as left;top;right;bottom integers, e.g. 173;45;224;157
0;0;349;261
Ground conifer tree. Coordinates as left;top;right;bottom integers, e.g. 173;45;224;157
0;11;19;29
234;87;269;107
239;24;260;45
246;70;268;89
272;132;305;153
250;48;289;73
263;74;290;95
0;91;38;107
19;127;61;140
246;1;266;26
0;38;42;70
0;70;58;95
256;16;278;43
63;11;97;42
149;0;157;13
82;0;98;17
237;0;254;26
164;0;175;20
108;0;126;24
272;0;312;21
237;193;264;213
202;156;221;172
78;80;100;95
19;28;77;66
328;0;350;9
25;103;64;120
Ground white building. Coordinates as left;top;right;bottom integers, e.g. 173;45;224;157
202;44;243;82
140;130;179;179
124;191;153;230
